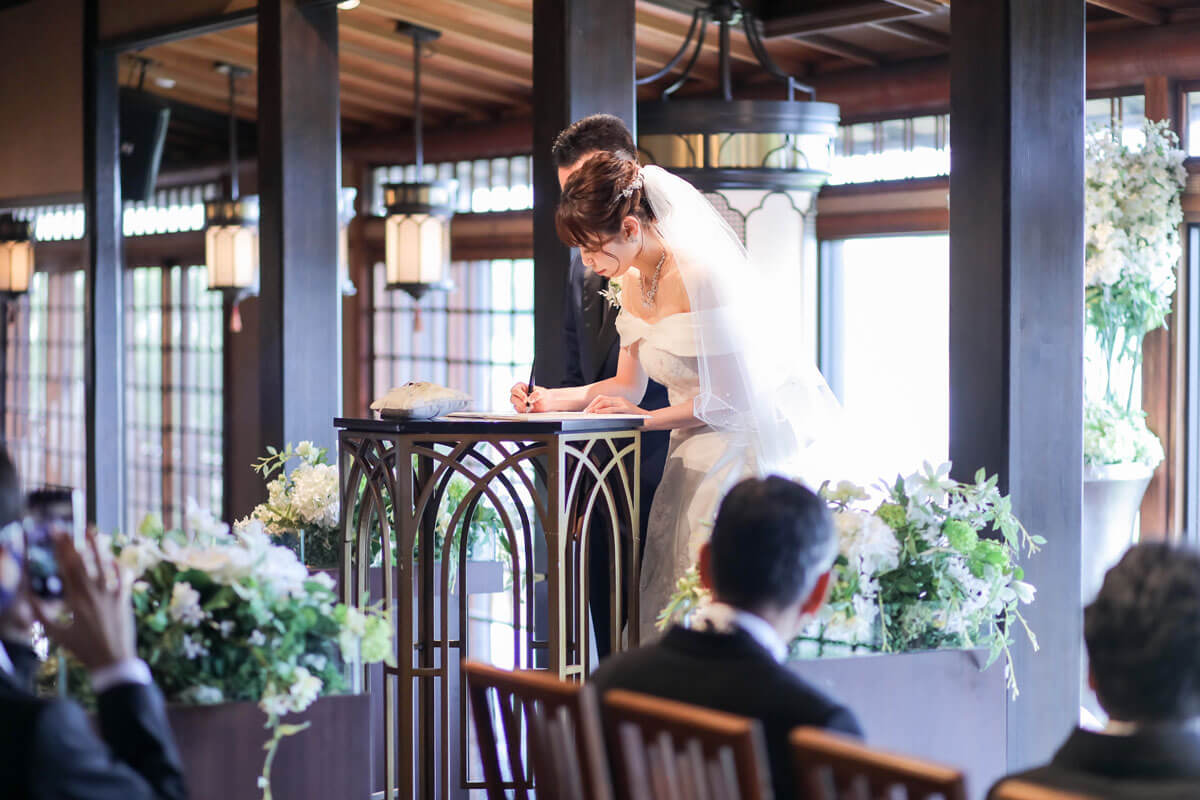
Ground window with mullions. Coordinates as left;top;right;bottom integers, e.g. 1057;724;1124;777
1086;94;1147;146
372;258;534;412
6;184;216;241
124;266;223;531
5;271;87;494
371;155;533;215
830;114;950;184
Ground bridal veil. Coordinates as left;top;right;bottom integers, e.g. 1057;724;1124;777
640;164;844;486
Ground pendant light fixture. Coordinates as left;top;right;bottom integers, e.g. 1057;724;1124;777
635;0;840;192
383;22;455;302
0;215;34;300
205;62;259;324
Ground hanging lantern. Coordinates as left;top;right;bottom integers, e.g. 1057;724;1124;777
385;21;455;303
205;196;259;291
0;215;34;299
205;62;257;307
383;181;454;299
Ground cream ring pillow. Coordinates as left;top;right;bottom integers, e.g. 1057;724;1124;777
371;382;471;420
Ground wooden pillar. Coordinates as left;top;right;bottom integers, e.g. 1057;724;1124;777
1140;76;1185;540
256;0;342;456
83;0;125;530
531;0;636;388
950;0;1085;771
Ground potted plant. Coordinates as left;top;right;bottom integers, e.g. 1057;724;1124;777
45;510;394;800
659;462;1041;696
1082;119;1187;601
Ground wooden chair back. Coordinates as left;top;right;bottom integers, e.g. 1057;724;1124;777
791;727;968;800
990;780;1098;800
602;688;773;800
464;661;613;800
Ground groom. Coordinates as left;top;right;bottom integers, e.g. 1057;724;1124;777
552;115;670;659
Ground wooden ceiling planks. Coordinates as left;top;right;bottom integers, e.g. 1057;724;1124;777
124;0;1199;164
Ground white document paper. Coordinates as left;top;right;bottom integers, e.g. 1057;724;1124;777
444;411;649;421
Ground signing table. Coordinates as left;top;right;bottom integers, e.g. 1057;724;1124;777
335;415;643;799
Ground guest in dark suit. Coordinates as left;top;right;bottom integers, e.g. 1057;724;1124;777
589;476;863;798
551;114;670;659
991;543;1200;800
0;451;187;799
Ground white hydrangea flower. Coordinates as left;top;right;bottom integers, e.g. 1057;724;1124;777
181;634;210;660
248;630;268;647
296;441;318;463
168;582;206;626
289;463;340;530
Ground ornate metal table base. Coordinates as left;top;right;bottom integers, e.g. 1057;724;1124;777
336;417;642;800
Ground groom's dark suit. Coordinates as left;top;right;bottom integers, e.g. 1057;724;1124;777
0;639;188;799
563;253;669;658
589;624;863;799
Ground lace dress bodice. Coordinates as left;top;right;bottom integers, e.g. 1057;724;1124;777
613;309;705;407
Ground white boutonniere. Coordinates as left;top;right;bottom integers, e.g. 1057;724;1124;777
599;278;622;309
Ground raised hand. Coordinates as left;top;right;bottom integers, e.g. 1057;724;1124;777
31;530;136;672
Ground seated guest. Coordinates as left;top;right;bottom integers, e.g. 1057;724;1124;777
0;451;187;799
992;543;1200;799
589;475;863;798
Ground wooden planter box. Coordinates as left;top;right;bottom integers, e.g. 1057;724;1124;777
168;693;371;800
790;648;1008;800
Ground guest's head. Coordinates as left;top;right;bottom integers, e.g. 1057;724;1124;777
699;476;837;637
552;114;636;188
1086;542;1200;723
556;151;657;279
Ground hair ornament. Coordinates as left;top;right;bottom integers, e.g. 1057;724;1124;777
619;169;644;200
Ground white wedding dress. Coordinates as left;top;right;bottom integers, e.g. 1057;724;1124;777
617;308;758;639
615;166;843;640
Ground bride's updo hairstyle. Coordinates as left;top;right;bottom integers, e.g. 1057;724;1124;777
556;152;656;250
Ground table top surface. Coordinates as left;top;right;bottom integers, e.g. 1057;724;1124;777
335;416;645;435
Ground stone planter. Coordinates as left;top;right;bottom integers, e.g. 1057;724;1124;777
1082;463;1153;604
168;693;370;800
791;648;1008;800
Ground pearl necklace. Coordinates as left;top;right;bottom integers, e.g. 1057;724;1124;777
640;246;667;308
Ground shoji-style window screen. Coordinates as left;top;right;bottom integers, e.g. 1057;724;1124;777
4;271;88;494
125;265;223;531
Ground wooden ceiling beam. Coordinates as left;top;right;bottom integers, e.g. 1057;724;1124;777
793;34;882;67
869;19;951;48
879;0;946;12
1086;0;1167;25
336;15;530;88
762;1;918;38
356;0;531;62
338;42;517;107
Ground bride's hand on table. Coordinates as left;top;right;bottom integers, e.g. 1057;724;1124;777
584;395;647;416
509;383;550;412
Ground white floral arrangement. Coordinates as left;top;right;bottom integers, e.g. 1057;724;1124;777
660;462;1042;698
1084;400;1164;469
599;278;623;309
49;509;392;800
248;441;341;567
1084;120;1187;468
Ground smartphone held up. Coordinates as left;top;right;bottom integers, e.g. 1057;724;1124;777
24;487;83;599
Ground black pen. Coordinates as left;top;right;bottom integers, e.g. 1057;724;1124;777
525;358;535;411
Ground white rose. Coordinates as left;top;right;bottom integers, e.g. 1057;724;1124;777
168;582;206;626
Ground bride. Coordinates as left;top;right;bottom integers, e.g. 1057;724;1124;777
510;153;840;638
